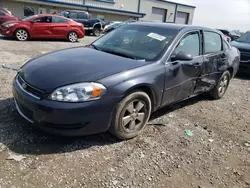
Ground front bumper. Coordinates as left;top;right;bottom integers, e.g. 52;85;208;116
13;78;120;136
0;26;13;37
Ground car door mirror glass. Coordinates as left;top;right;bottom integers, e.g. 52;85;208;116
171;51;193;61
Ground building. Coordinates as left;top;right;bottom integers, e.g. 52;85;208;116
0;0;195;24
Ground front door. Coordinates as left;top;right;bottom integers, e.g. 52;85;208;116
30;16;53;38
162;31;203;106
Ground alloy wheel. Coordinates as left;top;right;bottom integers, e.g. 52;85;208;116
69;32;78;42
16;30;28;41
218;74;229;95
122;100;146;133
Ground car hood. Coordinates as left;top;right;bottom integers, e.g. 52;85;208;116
231;41;250;51
2;20;20;25
19;47;149;93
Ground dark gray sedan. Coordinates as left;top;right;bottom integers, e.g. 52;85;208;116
13;23;240;140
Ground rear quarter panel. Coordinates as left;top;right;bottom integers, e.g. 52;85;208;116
228;46;240;77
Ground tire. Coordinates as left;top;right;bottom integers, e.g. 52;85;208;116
68;31;78;43
15;29;29;41
109;91;152;140
208;71;231;99
93;27;101;37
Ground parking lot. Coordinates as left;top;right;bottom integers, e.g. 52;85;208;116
0;36;250;188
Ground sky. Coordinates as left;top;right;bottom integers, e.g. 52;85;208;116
174;0;250;32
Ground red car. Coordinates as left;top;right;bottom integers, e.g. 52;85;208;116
0;9;19;25
0;14;84;42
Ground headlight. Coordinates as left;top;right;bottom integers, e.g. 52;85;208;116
49;82;107;102
5;23;17;28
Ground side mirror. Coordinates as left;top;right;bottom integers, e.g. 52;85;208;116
171;51;193;61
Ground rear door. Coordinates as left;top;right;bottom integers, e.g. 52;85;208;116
196;31;225;92
30;16;53;38
162;31;203;106
51;16;70;38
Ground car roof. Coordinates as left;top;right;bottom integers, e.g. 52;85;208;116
131;22;221;34
62;10;88;13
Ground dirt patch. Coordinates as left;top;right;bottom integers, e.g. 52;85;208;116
0;36;250;188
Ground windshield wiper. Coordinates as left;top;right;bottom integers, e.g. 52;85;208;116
89;44;102;51
101;49;137;60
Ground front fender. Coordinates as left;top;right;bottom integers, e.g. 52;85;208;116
99;63;165;110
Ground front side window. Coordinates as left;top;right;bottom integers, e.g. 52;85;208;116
204;31;222;54
78;12;88;19
175;32;200;57
236;32;250;43
34;16;52;23
24;7;35;17
92;25;178;61
52;17;69;23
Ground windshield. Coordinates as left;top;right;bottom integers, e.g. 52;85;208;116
22;15;38;21
92;25;177;61
236;32;250;43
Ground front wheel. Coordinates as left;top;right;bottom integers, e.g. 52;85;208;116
68;31;78;43
208;71;231;99
15;29;29;41
109;91;152;140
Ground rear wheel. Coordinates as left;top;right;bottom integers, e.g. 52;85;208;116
209;71;231;99
93;27;101;37
15;29;29;41
109;91;151;140
68;31;78;43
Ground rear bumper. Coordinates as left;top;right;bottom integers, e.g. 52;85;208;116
13;78;120;136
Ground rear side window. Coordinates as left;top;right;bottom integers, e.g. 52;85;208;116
0;11;5;16
175;32;200;57
53;17;69;23
34;16;52;23
78;12;88;19
204;31;222;54
69;12;78;19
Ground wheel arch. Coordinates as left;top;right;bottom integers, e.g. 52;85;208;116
123;84;158;112
93;22;102;30
227;67;234;78
14;28;30;36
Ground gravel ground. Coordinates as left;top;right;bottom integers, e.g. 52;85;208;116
0;36;250;188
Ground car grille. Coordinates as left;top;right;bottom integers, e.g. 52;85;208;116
17;75;44;99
